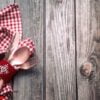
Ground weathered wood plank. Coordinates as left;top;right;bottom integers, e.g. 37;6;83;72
13;0;44;100
46;0;76;100
76;0;97;100
92;1;100;100
0;0;14;8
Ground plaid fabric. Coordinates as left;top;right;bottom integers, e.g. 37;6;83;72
0;84;12;100
0;27;15;53
0;3;22;37
0;84;12;95
0;3;22;54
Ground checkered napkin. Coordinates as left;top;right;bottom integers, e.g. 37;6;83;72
0;84;12;100
0;3;35;100
0;84;12;95
0;27;15;54
0;3;22;37
0;3;22;54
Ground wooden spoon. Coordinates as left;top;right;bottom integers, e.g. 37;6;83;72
9;47;31;66
19;54;38;70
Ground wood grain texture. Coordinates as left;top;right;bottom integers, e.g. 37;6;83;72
13;0;44;100
1;0;100;100
76;0;97;100
92;1;100;100
0;0;14;8
46;0;76;100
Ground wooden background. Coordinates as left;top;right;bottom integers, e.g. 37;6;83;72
0;0;100;100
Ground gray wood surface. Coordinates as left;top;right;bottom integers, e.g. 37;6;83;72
1;0;100;100
0;0;14;8
76;0;97;100
46;0;76;100
92;1;100;100
13;0;44;100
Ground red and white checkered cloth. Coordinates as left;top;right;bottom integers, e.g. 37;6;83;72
0;84;12;100
0;3;22;54
0;3;35;100
0;27;15;53
0;3;22;37
0;84;12;95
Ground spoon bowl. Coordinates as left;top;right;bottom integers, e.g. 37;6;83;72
10;47;31;66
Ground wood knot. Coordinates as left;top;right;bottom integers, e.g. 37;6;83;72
80;61;94;77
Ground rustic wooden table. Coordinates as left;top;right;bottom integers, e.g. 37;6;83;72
0;0;100;100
